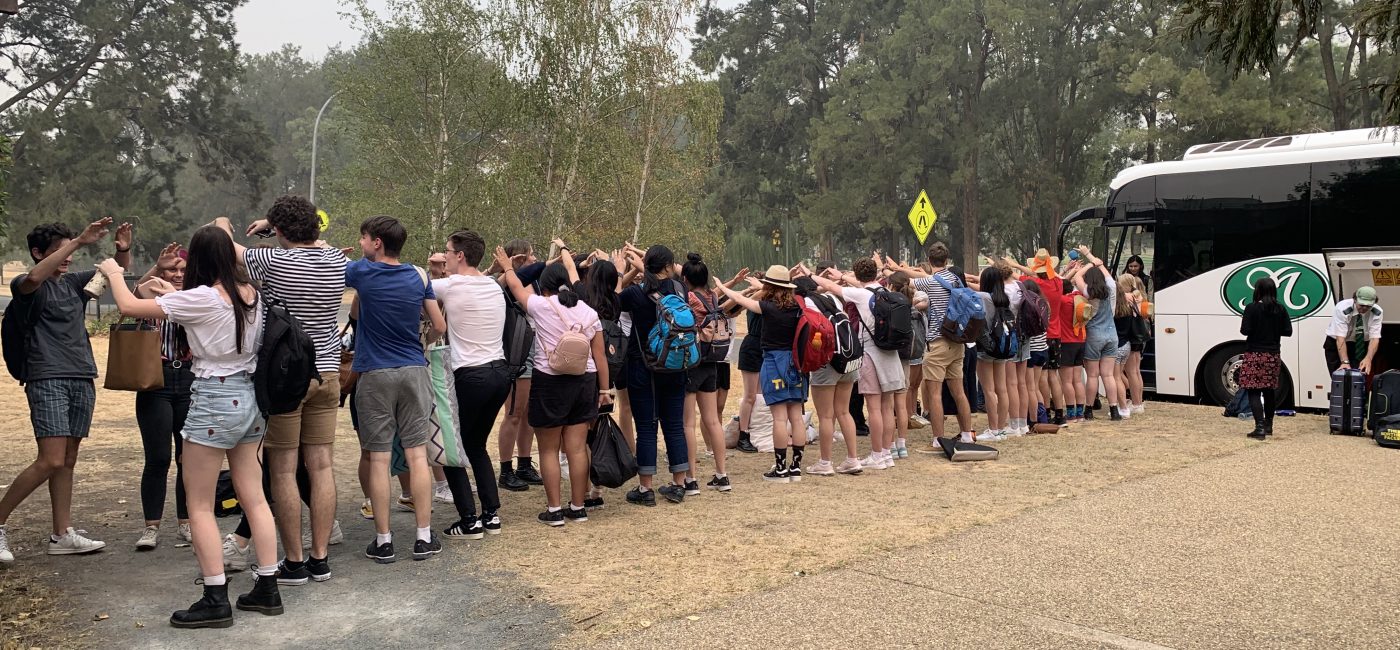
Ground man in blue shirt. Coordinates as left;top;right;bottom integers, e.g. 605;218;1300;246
346;216;446;564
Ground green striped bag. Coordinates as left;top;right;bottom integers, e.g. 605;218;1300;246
425;345;468;468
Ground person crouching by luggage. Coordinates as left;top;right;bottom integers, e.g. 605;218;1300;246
716;265;809;483
496;245;610;526
1325;285;1382;376
1239;277;1293;440
98;226;282;628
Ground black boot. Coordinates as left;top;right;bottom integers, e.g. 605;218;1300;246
235;574;284;616
1109;406;1123;421
1247;413;1267;440
170;583;233;629
1052;409;1066;426
1264;417;1274;437
515;458;544;485
736;432;758;453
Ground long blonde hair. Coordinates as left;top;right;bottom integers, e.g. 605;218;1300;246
1115;273;1141;317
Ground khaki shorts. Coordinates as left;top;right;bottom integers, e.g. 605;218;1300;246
922;338;965;384
265;372;341;449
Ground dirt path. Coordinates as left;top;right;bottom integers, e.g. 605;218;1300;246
598;430;1400;649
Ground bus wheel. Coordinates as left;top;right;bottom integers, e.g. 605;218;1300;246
1202;344;1246;406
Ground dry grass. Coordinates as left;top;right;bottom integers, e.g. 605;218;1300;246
0;337;1324;645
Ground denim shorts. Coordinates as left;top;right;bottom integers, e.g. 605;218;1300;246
1084;336;1119;362
25;378;95;439
183;374;265;450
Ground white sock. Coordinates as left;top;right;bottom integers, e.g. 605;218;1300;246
204;573;227;586
400;492;411;500
254;564;276;577
416;526;431;543
376;532;392;545
546;505;562;513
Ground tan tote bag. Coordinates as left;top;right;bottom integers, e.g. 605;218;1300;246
104;320;165;391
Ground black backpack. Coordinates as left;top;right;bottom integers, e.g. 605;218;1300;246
255;297;321;417
814;294;862;374
977;303;1020;360
214;469;242;517
901;309;928;361
867;288;913;352
1;291;40;384
600;317;628;379
501;286;536;380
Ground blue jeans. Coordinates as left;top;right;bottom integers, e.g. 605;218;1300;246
627;355;689;475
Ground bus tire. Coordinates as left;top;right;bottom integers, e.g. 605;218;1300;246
1201;344;1246;406
1202;344;1295;409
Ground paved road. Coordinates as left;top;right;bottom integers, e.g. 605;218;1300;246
23;508;562;649
599;431;1400;649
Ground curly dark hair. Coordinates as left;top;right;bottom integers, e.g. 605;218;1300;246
266;195;320;244
852;258;878;283
27;223;78;262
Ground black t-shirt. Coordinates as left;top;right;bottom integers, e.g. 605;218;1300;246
741;310;763;353
759;300;802;351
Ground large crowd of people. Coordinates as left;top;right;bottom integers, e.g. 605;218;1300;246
0;196;1183;629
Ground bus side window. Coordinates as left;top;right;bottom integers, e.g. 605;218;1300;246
1310;158;1400;252
1155;164;1310;291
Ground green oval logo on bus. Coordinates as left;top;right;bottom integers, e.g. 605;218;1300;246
1220;259;1328;321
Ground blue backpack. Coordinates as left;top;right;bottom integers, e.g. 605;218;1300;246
932;272;985;343
643;280;700;372
978;303;1020;360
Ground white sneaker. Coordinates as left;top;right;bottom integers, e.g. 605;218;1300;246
1120;407;1132;420
434;482;455;504
805;460;836;476
0;526;14;563
222;533;250;572
976;430;1006;443
860;454;885;470
135;525;159;550
1004;426;1026;438
301;519;345;549
959;432;975;444
47;527;105;555
177;523;193;543
834;458;864;475
1132;404;1145;415
881;451;896;469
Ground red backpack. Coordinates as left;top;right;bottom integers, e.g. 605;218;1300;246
793;303;836;373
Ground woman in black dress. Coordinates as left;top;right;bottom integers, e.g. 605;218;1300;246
1239;277;1293;439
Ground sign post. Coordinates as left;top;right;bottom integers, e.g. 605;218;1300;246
907;190;937;245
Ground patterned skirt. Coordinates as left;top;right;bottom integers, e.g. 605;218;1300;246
1238;351;1282;390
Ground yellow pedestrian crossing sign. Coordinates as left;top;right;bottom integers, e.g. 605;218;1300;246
907;190;937;245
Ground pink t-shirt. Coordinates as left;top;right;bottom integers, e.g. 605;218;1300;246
525;294;602;375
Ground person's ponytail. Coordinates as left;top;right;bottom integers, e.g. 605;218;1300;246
557;284;580;308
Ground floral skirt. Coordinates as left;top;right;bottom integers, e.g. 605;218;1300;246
1238;352;1282;390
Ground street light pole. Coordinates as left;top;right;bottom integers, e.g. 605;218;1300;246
309;91;341;205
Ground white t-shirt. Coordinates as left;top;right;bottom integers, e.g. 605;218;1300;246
1004;279;1023;313
431;274;506;370
525;294;602;375
157;285;262;378
841;284;879;344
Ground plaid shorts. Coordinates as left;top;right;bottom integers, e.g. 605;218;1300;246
25;378;96;439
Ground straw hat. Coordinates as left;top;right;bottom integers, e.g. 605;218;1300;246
1028;248;1059;278
760;264;796;289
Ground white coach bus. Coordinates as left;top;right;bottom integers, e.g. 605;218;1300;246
1058;128;1400;409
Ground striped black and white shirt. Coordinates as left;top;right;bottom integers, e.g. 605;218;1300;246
913;269;959;342
245;247;349;374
